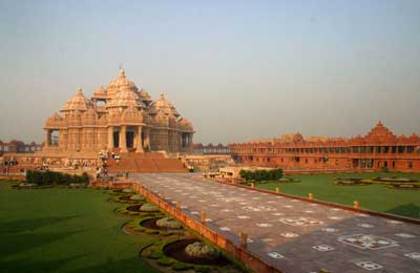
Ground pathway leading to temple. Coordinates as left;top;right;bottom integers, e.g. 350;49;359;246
131;173;420;273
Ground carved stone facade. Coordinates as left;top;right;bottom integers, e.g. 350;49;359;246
230;122;420;172
43;69;194;156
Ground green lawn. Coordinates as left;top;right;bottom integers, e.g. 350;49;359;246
254;172;420;219
0;181;159;273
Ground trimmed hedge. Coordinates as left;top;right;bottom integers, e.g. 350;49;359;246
26;170;89;186
239;168;283;182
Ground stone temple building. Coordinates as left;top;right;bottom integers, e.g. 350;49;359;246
230;122;420;172
43;69;194;156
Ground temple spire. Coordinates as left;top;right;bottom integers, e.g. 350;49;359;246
118;65;126;78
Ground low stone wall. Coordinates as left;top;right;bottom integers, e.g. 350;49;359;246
90;180;133;189
0;175;25;181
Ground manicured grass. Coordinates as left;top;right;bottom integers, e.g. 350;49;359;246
254;172;420;219
0;181;160;273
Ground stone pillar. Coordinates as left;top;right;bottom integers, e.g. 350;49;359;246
107;127;114;150
80;128;86;151
187;134;193;152
144;128;150;151
60;129;67;150
181;134;185;148
136;126;144;153
67;129;72;150
45;130;50;147
75;128;81;151
120;125;127;153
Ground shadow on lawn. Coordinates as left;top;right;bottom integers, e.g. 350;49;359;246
0;229;84;259
67;257;157;273
0;215;79;234
0;255;153;273
386;203;420;219
0;254;85;273
0;216;83;259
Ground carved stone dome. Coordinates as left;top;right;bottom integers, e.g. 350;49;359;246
45;113;63;128
152;93;180;117
93;86;107;97
107;86;144;109
106;69;138;97
178;118;193;131
154;111;169;126
61;88;90;112
138;88;152;102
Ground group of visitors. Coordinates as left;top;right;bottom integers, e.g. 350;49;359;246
1;159;18;174
96;150;109;179
111;151;121;163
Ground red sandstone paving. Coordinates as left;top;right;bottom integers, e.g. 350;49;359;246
131;173;420;273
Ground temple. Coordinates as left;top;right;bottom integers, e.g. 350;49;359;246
43;69;194;156
230;122;420;172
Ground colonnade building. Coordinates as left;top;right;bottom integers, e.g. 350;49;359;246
43;69;194;157
230;122;420;172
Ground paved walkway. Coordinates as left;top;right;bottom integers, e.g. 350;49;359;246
131;173;420;273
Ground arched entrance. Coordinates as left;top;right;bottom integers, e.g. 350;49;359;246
126;127;136;149
113;130;120;148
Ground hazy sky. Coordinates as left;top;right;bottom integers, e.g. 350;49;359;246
0;0;419;144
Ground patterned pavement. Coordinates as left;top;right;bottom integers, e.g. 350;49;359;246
131;173;420;273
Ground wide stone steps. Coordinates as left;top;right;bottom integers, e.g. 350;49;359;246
108;153;187;173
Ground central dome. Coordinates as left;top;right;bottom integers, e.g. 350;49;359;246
106;68;138;97
106;86;144;109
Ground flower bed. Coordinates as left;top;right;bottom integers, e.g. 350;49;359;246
139;203;160;212
163;238;228;266
156;217;183;229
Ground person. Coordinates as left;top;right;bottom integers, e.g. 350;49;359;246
96;167;101;179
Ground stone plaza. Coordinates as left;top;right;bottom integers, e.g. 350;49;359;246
131;173;420;273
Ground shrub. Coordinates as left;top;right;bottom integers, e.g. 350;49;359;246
140;203;159;212
156;217;182;229
381;166;389;173
239;168;283;182
26;170;90;186
185;241;219;259
129;194;143;201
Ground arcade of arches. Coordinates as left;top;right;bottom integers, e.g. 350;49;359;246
230;122;420;172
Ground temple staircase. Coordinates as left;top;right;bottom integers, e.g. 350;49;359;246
108;152;188;173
